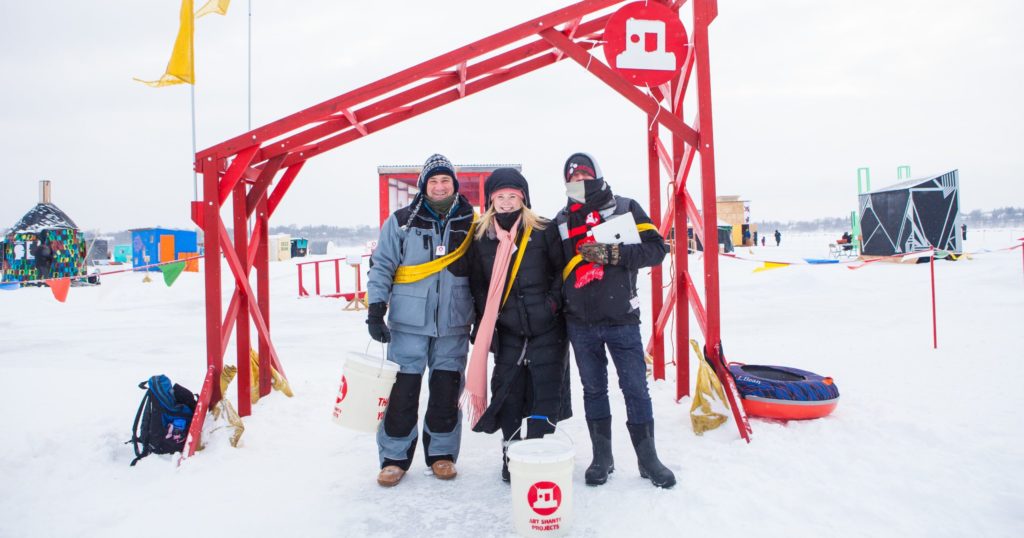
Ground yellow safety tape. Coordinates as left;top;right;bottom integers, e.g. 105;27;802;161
502;226;533;307
393;221;477;284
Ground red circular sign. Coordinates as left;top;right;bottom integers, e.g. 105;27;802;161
337;375;348;403
603;1;688;86
527;481;562;516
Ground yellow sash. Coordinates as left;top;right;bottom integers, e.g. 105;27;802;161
562;222;659;280
393;221;477;284
501;226;533;307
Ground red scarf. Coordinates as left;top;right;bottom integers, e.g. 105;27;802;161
567;203;605;288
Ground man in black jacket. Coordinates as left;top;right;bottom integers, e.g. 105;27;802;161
32;232;55;280
553;152;675;488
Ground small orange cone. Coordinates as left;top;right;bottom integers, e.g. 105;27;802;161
45;277;71;302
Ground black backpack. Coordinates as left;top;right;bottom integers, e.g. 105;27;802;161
128;375;198;466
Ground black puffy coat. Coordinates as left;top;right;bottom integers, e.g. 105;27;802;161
554;195;667;326
470;221;564;338
468;218;572;434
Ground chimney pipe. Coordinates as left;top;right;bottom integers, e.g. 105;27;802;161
40;180;51;204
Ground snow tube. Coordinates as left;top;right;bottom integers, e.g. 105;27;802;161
728;363;839;420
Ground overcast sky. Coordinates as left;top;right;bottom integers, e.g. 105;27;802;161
1;0;1021;233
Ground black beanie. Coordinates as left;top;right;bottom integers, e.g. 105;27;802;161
418;153;459;192
563;152;603;182
484;168;531;209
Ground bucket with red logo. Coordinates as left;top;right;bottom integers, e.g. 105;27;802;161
506;418;575;536
332;351;400;433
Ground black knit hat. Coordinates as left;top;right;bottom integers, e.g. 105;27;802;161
563;152;603;181
484;168;531;209
418;153;459;192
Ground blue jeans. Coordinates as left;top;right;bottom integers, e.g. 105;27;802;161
566;323;653;424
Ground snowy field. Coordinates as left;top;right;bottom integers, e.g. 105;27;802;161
1;229;1022;538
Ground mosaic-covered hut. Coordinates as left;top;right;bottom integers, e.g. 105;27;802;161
1;181;86;284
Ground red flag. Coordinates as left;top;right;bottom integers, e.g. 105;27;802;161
45;277;71;302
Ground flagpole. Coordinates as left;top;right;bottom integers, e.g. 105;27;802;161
191;83;198;202
248;0;252;131
247;0;253;235
191;1;199;203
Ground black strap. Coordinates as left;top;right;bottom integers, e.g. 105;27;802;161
129;382;150;467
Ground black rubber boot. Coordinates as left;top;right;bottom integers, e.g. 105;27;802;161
501;442;512;482
584;418;615;486
500;416;522;483
626;421;676;488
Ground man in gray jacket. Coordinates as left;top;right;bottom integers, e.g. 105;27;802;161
366;153;476;487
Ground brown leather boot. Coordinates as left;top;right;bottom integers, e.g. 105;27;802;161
430;460;458;480
377;465;406;487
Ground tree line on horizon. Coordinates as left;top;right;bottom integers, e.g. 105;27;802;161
758;207;1022;233
82;207;1022;242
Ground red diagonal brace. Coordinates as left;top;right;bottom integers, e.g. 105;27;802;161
674;44;695;112
540;28;699;148
216;145;259;206
217;221;288;380
457;62;467;98
268;162;305;217
340;107;368;137
217;216;269;362
555;18;582;61
246;154;286;216
684;271;707;334
179;364;216;464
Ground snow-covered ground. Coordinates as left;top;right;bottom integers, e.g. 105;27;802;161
2;230;1022;537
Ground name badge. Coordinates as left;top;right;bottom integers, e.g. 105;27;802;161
435;245;447;256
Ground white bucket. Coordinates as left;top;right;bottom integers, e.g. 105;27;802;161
332;352;400;433
507;436;575;537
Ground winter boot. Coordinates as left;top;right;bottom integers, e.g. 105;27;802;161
626;421;676;488
584;418;615;486
501;441;512;482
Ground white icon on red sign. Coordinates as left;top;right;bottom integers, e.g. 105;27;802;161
617;18;675;71
604;1;688;86
528;481;562;516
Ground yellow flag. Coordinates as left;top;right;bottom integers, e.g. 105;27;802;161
195;0;231;18
134;0;195;87
752;261;789;273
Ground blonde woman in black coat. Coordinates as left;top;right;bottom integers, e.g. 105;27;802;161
467;168;571;482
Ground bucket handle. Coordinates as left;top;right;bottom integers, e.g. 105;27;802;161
504;415;574;449
363;340;391;379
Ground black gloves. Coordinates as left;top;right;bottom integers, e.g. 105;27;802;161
366;302;391;343
579;242;621;265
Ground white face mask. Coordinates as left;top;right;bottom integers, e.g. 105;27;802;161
566;181;586;203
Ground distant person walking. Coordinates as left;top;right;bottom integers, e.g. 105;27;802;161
961;223;967;241
774;229;781;247
761;236;765;247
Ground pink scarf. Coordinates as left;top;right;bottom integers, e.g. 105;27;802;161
461;215;521;428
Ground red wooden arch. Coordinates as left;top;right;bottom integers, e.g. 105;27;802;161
184;0;750;459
